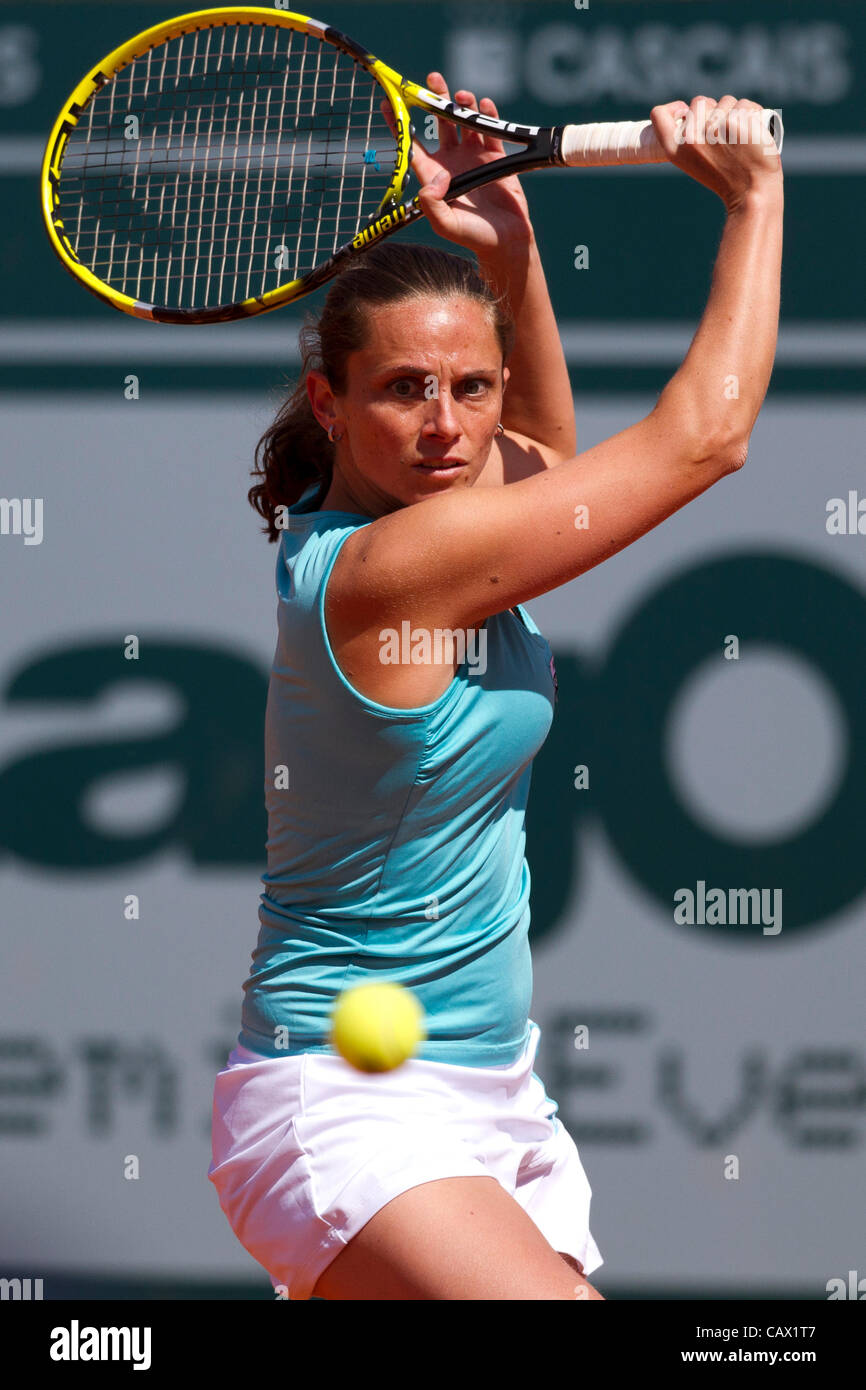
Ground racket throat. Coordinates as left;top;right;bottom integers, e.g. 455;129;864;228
443;130;561;202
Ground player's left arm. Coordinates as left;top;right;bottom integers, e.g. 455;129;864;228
475;234;576;462
406;73;576;463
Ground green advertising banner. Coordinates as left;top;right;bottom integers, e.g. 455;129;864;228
0;0;863;390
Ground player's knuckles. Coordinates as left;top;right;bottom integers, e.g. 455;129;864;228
649;105;680;149
651;127;680;160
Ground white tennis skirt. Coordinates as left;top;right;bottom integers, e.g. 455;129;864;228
208;1018;603;1299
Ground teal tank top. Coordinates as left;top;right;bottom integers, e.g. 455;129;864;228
238;483;559;1066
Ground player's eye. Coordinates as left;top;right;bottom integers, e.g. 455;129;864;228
389;378;418;397
462;378;490;396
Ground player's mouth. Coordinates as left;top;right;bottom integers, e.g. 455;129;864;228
412;459;468;476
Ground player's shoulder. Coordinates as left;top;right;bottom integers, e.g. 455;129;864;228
495;429;570;483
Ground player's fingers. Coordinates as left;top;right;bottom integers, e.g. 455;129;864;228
666;99;690;143
705;102;729;146
729;99;776;152
650;101;692;162
689;95;715;129
425;72;459;149
477;96;505;155
455;88;485;145
457;88;507;158
417;167;451;201
410;138;446;187
709;96;767;150
416;168;459;237
707;95;744;149
687;95;716;144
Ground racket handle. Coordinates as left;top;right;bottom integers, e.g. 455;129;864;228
558;108;782;166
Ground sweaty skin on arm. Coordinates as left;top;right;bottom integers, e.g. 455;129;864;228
475;234;577;464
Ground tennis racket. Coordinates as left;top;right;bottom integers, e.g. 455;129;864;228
41;5;782;325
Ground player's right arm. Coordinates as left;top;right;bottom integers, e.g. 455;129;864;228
343;96;784;630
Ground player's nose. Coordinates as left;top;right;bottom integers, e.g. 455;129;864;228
421;382;460;435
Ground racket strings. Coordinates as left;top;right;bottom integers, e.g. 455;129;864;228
54;21;401;309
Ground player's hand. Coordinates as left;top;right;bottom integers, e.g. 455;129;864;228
650;96;782;213
381;73;534;254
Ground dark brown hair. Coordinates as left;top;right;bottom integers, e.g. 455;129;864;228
247;242;516;540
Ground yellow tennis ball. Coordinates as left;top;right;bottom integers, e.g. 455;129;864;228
329;982;426;1073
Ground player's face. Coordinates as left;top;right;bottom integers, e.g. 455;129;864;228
313;295;508;517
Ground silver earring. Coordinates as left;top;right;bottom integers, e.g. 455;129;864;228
327;424;343;443
495;421;504;436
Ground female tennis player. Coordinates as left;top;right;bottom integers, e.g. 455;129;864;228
208;77;783;1300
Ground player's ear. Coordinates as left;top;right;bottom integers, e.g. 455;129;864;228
502;365;511;391
306;369;337;431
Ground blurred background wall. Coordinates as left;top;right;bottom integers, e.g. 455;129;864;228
1;0;864;1298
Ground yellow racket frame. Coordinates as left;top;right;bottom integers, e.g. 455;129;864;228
41;6;426;321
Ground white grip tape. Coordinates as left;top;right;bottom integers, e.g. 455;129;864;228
560;120;660;166
559;109;781;167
